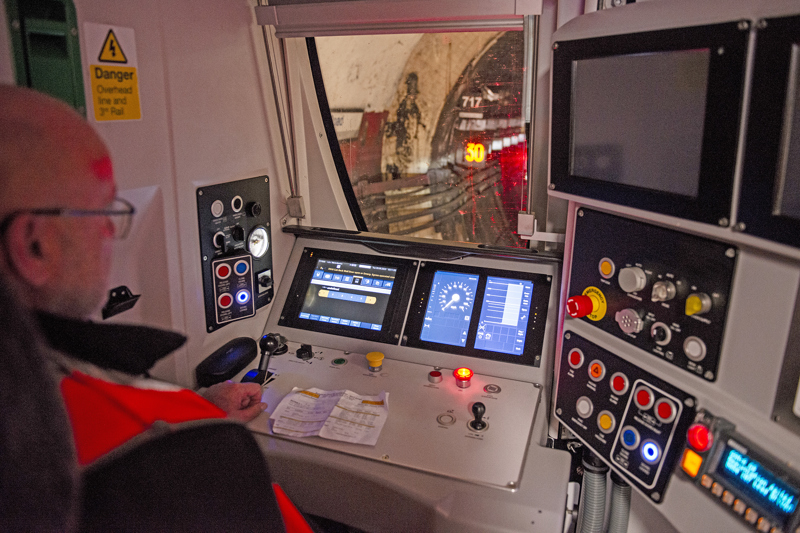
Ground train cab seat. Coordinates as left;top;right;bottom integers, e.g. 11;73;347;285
79;419;313;533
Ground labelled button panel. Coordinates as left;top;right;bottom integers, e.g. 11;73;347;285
568;208;737;382
556;332;695;501
211;253;255;326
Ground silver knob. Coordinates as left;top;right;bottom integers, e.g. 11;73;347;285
618;267;647;293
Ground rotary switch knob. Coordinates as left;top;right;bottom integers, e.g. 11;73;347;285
618;267;647;293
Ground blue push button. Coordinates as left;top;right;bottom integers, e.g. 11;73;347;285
234;260;249;276
621;426;640;450
236;289;250;305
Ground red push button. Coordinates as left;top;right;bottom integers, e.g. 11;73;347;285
568;349;584;369
610;372;629;395
687;423;713;452
655;398;676;423
218;293;233;309
566;295;595;318
634;386;654;410
216;264;231;279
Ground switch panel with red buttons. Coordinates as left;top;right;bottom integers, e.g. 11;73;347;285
567;208;737;382
556;332;695;502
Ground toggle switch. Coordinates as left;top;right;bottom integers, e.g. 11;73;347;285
651;280;676;302
296;344;313;361
469;402;487;431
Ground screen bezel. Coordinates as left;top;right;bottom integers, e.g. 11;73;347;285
550;22;748;226
739;15;800;249
403;261;551;366
278;248;416;344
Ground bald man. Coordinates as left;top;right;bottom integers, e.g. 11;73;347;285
0;85;267;465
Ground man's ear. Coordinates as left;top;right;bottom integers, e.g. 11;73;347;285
4;215;60;287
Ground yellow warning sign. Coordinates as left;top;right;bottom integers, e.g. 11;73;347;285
98;29;127;63
90;65;141;121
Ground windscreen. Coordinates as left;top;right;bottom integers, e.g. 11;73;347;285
570;49;710;198
313;32;528;247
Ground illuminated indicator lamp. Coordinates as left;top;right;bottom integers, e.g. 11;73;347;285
218;293;233;309
598;258;615;279
641;440;661;464
454;367;473;388
235;289;250;305
681;448;703;478
568;349;584;369
687;423;713;452
566;295;595;318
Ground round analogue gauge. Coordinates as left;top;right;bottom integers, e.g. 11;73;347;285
439;281;474;312
247;226;270;258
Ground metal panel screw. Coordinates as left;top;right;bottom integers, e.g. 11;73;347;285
553;43;559;50
733;222;746;232
726;248;736;258
556;408;562;415
548;183;556;190
203;255;208;261
198;190;204;196
704;371;714;380
265;177;269;183
717;46;725;55
565;332;571;340
651;492;660;502
738;20;749;31
718;217;729;227
578;210;584;217
684;398;695;408
756;19;767;30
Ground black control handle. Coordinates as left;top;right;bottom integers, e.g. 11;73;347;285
258;333;286;370
470;402;487;431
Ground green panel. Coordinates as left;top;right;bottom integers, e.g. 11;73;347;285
4;0;86;116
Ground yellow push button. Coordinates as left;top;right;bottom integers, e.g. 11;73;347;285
366;352;385;372
681;448;703;478
597;411;615;433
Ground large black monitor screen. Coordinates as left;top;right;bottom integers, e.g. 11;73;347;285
570;49;709;198
279;249;415;344
405;262;551;366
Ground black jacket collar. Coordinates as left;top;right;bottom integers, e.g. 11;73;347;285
37;313;187;375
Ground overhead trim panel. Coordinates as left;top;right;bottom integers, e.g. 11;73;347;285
255;0;542;37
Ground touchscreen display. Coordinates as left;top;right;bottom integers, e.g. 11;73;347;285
298;258;397;332
420;271;479;347
474;276;533;356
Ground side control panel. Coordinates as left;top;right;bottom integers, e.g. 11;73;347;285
566;208;737;381
197;176;273;332
556;332;695;502
679;410;800;533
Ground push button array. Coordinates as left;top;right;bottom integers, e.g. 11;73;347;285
699;474;781;533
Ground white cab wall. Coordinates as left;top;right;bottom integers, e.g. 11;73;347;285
0;0;351;387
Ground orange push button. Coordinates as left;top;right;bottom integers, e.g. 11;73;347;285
599;258;615;279
588;360;606;382
681;448;703;478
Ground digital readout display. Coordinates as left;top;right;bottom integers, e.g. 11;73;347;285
716;442;799;521
473;276;533;356
420;271;479;348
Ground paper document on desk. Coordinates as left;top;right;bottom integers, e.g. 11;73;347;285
269;387;389;446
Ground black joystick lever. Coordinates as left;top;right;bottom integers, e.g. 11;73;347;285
241;333;286;385
469;402;487;431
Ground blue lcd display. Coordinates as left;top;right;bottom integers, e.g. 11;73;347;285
473;277;533;355
420;271;479;347
716;442;800;522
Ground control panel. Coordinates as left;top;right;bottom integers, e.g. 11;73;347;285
555;332;695;502
565;208;737;381
197;176;273;332
679;410;800;533
247;341;541;489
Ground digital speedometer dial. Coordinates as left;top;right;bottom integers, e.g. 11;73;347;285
439;281;474;312
247;226;270;258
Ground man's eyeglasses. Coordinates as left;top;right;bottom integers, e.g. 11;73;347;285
0;198;136;240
